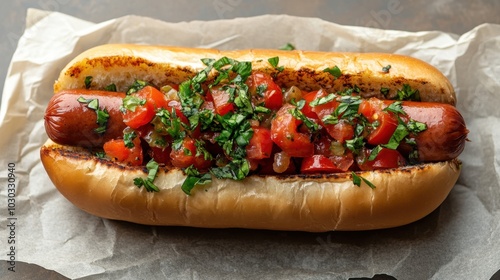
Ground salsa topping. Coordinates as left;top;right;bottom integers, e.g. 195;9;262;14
92;57;427;194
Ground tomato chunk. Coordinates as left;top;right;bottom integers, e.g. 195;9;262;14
270;104;314;157
309;90;354;143
247;72;283;110
358;98;398;145
170;137;212;170
246;127;273;159
357;148;406;171
123;86;168;129
210;87;235;116
301;90;321;119
103;137;143;166
301;155;338;173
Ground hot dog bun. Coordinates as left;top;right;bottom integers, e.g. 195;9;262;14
41;140;460;231
42;44;462;231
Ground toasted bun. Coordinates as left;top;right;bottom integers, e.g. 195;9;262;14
41;139;461;231
43;44;461;231
54;44;456;105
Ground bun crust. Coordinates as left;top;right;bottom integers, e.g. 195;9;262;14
41;139;461;231
54;44;456;105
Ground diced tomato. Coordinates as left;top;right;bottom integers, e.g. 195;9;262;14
301;149;354;173
308;90;354;143
210;87;235;116
325;120;355;143
358;98;398;145
301;90;321;119
357;148;406;171
170;137;212;170
310;90;337;120
166;100;189;125
123;86;168;129
247;72;283;110
270;104;314;157
142;86;169;109
149;146;171;165
301;155;339;173
246;127;273;159
329;152;354;172
103;137;143;166
367;112;398;145
123;100;155;129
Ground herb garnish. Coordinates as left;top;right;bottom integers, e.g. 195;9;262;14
352;172;376;189
382;65;391;73
323;65;342;79
105;83;117;92
182;166;212;195
84;76;92;89
77;96;109;134
396;84;420;101
171;56;262;193
133;159;160;192
279;43;296;51
127;80;148;95
268;56;284;72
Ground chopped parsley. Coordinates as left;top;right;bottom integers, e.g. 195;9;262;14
279;43;296;51
133;159;160;192
84;76;92;89
127;80;148;95
352;172;376;189
323;65;342;79
181;166;212;195
382;65;391;73
77;96;109;134
396;84;420;101
268;56;284;72
105;83;117;92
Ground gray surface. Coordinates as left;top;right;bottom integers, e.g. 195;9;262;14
1;0;500;103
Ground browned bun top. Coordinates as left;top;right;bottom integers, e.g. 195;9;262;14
54;44;456;105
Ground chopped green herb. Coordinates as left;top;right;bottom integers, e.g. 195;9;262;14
123;131;137;148
95;151;106;158
77;96;109;134
84;76;92;89
279;43;296;51
268;56;284;72
210;159;250;181
383;101;406;115
383;123;409;150
121;95;146;112
323;66;342;78
105;83;117;92
127;80;148;95
368;145;383;161
289;107;319;132
382;65;391;73
407;119;427;134
181;166;212;195
133;159;160;192
396;84;420;101
352;172;376;189
256;84;267;97
309;93;336;107
345;136;364;154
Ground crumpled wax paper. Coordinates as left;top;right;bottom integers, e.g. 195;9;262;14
1;8;499;280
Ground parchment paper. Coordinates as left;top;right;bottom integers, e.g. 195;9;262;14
1;8;499;280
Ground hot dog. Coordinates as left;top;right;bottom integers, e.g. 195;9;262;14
40;44;468;231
